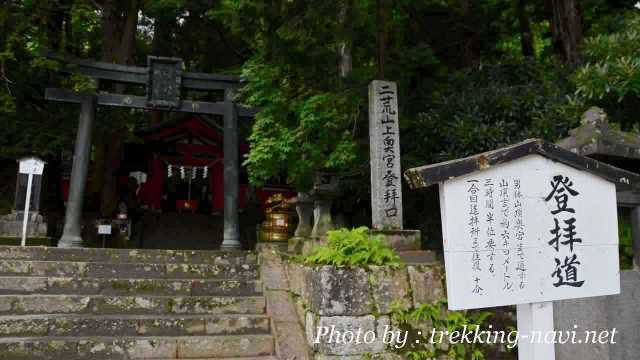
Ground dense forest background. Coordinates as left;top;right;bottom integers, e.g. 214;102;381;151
1;0;640;246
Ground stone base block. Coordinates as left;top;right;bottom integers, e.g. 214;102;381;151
306;314;389;356
302;236;328;256
288;236;308;254
307;266;373;316
0;212;47;238
408;265;444;306
398;250;437;265
369;229;420;251
255;242;288;253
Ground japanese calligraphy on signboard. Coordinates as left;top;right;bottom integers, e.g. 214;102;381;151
368;80;403;229
439;154;620;310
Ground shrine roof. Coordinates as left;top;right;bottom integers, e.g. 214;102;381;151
137;115;249;152
404;138;640;192
138;115;222;136
556;107;640;160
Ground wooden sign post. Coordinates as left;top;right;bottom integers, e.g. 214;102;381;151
517;302;555;359
404;140;640;359
17;157;45;247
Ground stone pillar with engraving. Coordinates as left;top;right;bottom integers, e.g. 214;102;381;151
368;80;421;251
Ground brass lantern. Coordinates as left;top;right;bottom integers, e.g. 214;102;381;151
260;194;292;242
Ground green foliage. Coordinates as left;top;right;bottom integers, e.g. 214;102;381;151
573;10;640;128
304;227;401;267
0;1;93;159
390;300;493;360
405;60;582;164
213;0;377;190
619;214;634;270
239;55;363;189
575;12;640;101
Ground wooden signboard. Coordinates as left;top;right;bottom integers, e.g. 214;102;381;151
404;139;640;360
440;154;620;310
19;158;45;175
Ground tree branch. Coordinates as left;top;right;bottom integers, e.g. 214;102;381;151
0;61;14;96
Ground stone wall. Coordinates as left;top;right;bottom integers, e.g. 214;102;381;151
555;270;640;360
286;262;444;359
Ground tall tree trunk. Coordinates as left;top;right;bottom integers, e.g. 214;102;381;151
48;0;69;53
97;0;141;217
517;0;535;58
339;0;353;79
63;0;74;55
549;0;582;65
376;0;389;78
459;0;475;67
152;14;177;57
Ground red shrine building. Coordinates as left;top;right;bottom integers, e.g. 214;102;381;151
61;116;293;215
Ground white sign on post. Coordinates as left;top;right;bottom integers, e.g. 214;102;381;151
440;154;620;310
404;140;636;360
17;157;45;247
98;224;112;235
19;158;45;176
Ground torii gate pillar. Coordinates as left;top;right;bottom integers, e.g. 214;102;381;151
59;94;96;247
221;89;241;250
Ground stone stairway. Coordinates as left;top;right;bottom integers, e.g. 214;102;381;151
0;246;277;359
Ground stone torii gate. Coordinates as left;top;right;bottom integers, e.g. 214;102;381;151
46;56;256;249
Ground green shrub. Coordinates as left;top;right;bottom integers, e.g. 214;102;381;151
304;226;401;267
391;300;494;360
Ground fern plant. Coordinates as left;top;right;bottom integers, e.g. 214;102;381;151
391;300;493;360
304;227;402;267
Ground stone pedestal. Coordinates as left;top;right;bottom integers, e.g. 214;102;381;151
288;192;313;254
256;241;288;253
369;229;421;251
310;198;333;241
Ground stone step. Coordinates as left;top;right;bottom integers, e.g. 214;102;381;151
0;334;275;359
151;358;278;360
0;295;266;315
0;260;258;280
0;246;257;265
153;358;278;360
0;277;262;297
0;314;270;337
